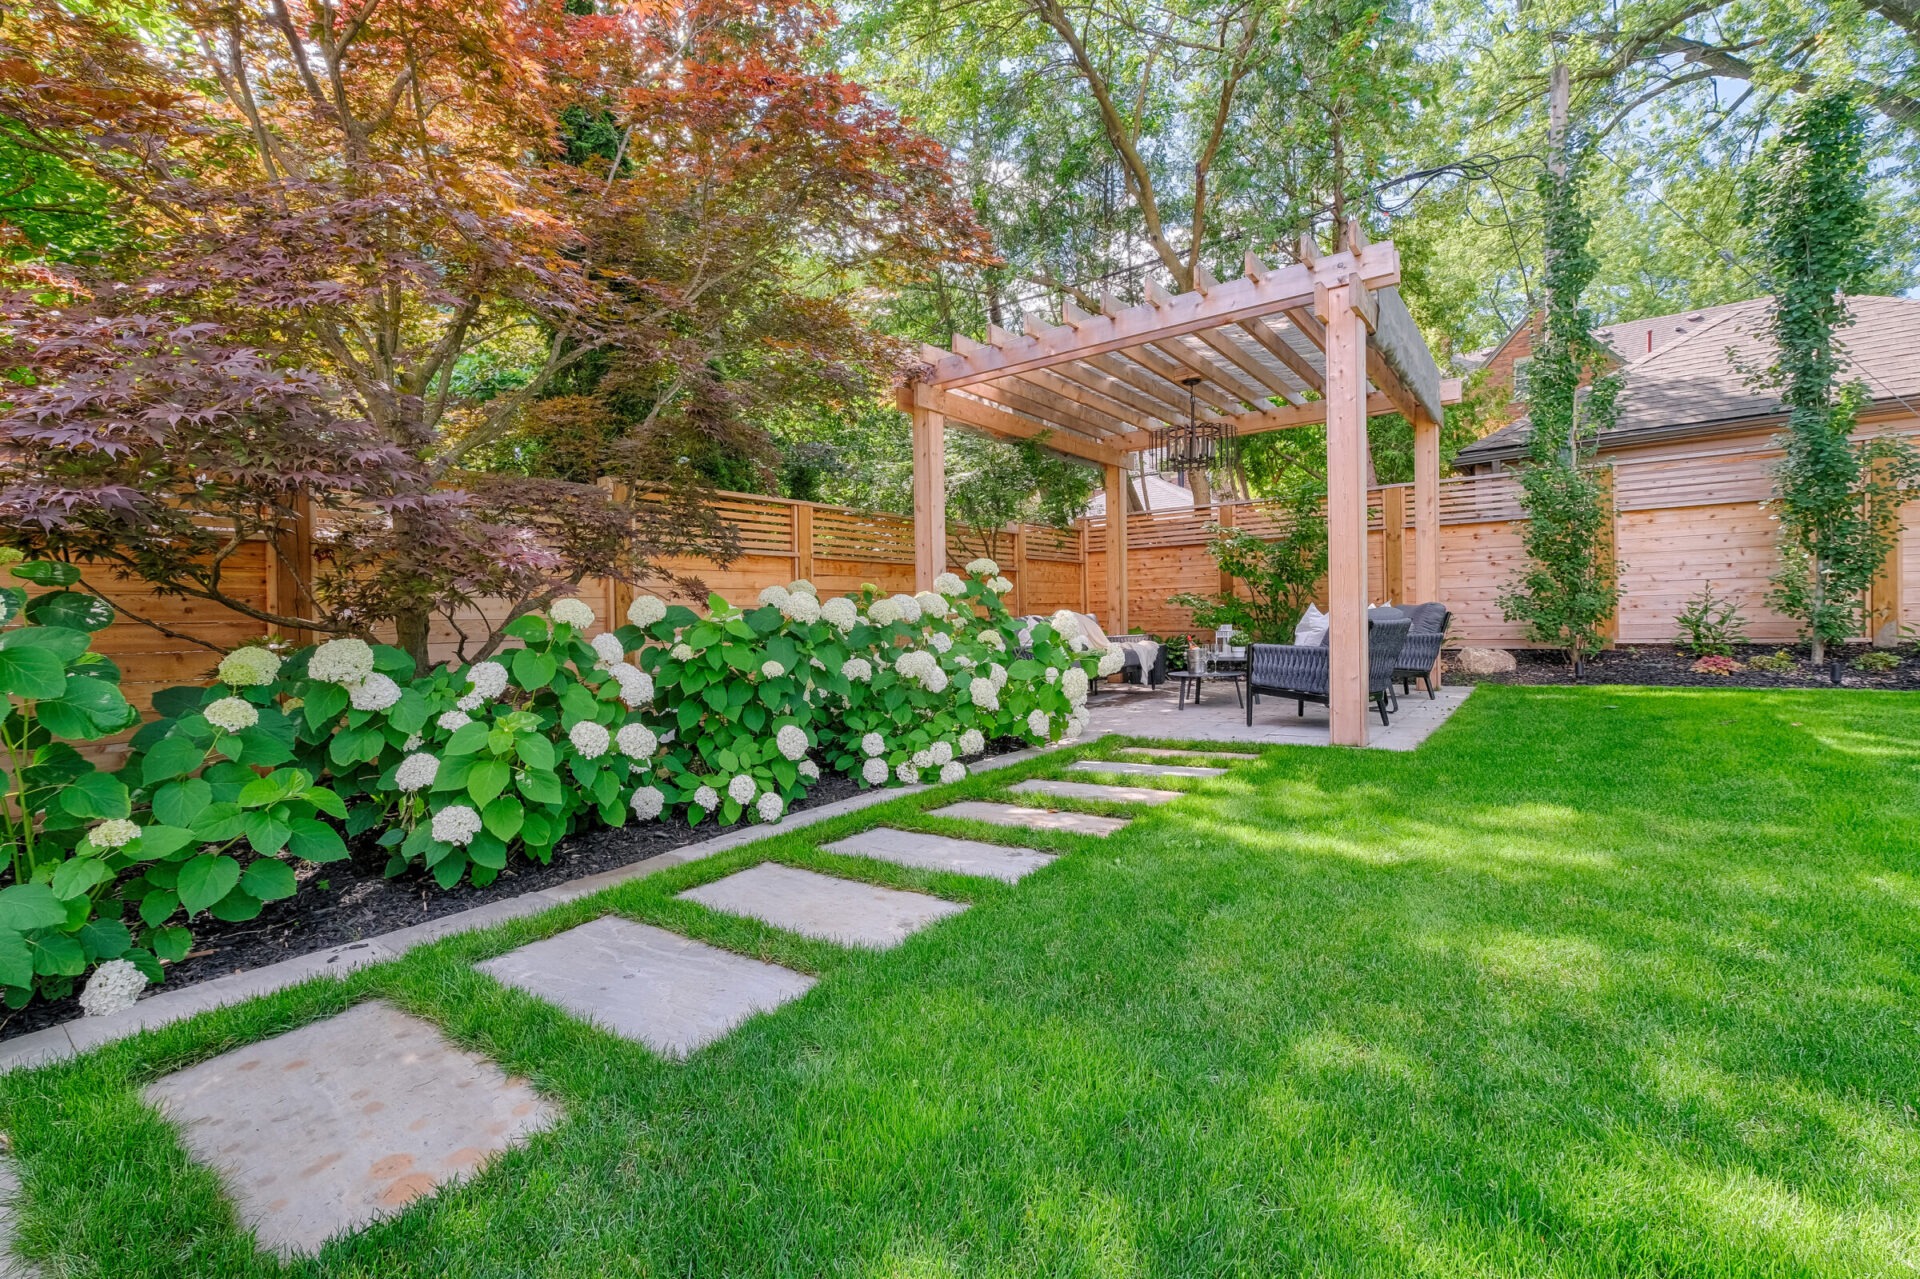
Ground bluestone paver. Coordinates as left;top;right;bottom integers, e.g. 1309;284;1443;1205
929;801;1130;837
679;863;964;949
821;828;1055;882
477;916;813;1057
144;1001;556;1257
1011;779;1182;806
1116;747;1259;761
0;1156;33;1278
1068;759;1227;779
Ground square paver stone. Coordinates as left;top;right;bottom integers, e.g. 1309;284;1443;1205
679;863;965;949
144;1001;557;1258
822;828;1055;883
1118;747;1259;761
1012;779;1181;806
476;916;814;1057
929;801;1130;837
1068;759;1226;779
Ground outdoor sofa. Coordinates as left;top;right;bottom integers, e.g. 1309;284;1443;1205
1246;614;1412;727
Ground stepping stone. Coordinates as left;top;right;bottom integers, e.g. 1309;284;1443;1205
679;864;964;949
1118;747;1259;761
144;1001;555;1258
928;801;1129;838
0;1156;32;1279
1068;759;1226;779
822;828;1055;883
1012;779;1181;806
476;916;813;1058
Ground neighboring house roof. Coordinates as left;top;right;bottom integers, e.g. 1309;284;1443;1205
1590;298;1754;363
1084;472;1196;517
1454;295;1920;467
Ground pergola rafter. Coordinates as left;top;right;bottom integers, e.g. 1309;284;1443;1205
901;231;1462;745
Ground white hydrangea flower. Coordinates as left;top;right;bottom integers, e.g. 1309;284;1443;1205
867;597;900;626
627;594;669;628
922;667;949;693
550;597;594;629
820;596;858;630
969;680;1000;711
965;557;999;576
1070;636;1090;653
912;748;934;769
205;696;258;733
217;646;281;687
78;959;148;1018
758;584;791;609
798;759;820;780
615;723;658;759
756;792;784;823
431;804;482;846
788;578;818;596
861;732;886;757
1049;609;1082;639
980;630;1006;652
776;724;809;761
670;642;696;661
694;784;720;812
989;663;1008;687
930;741;954;766
569;721;610;759
988;576;1013;594
309;637;375;685
933;571;967;597
861;757;889;785
437;709;472;732
466;660;509;700
1027;708;1050;737
727;774;757;804
939;761;967;785
1097;648;1126;676
889;593;923;623
611;663;653;707
760;659;784;679
959;728;985;757
630;786;665;820
779;592;821;624
929;632;953;653
842;657;872;682
590;633;626;667
1063;667;1090;704
954;654;975;668
456;692;485;712
89;818;141;849
403;734;422;751
395;753;440;792
915;590;949;618
349;672;402;712
897;761;924;785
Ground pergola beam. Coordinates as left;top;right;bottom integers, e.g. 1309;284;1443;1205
906;385;1129;467
1104;379;1464;452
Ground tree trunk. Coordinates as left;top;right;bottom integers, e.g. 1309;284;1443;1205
395;606;431;676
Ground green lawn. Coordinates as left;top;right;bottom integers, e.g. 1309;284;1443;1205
5;684;1920;1277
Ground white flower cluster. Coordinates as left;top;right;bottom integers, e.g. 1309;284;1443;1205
959;728;985;756
968;678;1000;711
912;747;933;769
550;598;594;629
1097;648;1125;677
1045;667;1059;684
1027;708;1051;738
671;642;696;661
728;774;757;804
628;594;668;627
894;650;947;691
933;571;967;596
349;673;401;712
867;596;901;626
915;590;949;618
591;633;626;667
820;596;858;631
861;757;889;785
979;630;1006;652
609;662;653;707
1062;667;1090;705
798;759;820;780
396;752;439;792
966;558;999;576
929;632;953;653
930;741;953;765
310;637;375;685
988;576;1013;594
205;696;258;733
841;657;873;683
758;584;791;609
939;761;967;785
896;761;920;784
779;592;821;624
861;732;886;757
438;709;471;732
615;723;657;759
1049;610;1082;640
776;724;809;761
630;786;665;820
760;659;784;679
78;959;148;1017
789;579;817;596
756;792;784;822
89;818;141;849
693;784;720;812
217;646;282;687
459;660;508;710
432;804;482;846
569;721;610;759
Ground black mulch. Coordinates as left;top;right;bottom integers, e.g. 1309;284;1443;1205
1447;642;1920;691
5;740;1031;1044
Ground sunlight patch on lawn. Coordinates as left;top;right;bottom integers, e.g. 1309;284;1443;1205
1467;929;1611;995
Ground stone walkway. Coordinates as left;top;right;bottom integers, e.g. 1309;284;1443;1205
1086;683;1472;750
4;743;1267;1266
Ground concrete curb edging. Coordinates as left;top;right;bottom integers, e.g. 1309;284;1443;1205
0;744;1064;1075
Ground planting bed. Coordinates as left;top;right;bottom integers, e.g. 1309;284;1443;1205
1449;642;1920;690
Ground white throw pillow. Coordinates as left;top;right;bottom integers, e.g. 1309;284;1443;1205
1293;604;1329;647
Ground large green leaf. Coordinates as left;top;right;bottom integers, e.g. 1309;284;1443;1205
23;590;115;632
51;856;113;900
286;817;347;862
238;769;308;809
242;810;292;856
0;931;32;990
514;733;554;771
177;853;242;914
124;825;195;861
58;769;130;819
152;777;213;828
517;768;562;805
511;647;557;691
209;889;263;922
302;680;349;730
0;587;22;627
444;721;492;756
9;560;81;586
240;858;298;901
149;926;192;963
141;733;208;785
481;794;524;841
502;614;551;643
0;884;67;930
467;758;511;807
0;645;67;699
77;918;132;960
188;801;245;843
32;932;86;976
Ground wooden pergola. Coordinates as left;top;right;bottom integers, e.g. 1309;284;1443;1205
901;229;1462;746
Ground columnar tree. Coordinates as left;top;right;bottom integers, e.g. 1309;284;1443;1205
1748;91;1918;663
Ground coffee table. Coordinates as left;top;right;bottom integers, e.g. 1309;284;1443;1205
1170;669;1244;708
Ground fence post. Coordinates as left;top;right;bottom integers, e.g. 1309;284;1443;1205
1215;502;1237;599
793;503;815;585
1011;524;1028;615
271;487;314;647
1078;522;1090;613
1598;466;1620;649
1382;486;1407;604
1870;458;1905;646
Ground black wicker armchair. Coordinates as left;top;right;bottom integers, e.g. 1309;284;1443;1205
1246;616;1412;727
1393;603;1451;701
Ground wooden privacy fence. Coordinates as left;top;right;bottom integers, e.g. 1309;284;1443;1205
51;414;1920;723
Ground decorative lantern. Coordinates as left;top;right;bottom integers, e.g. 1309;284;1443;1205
1151;375;1232;472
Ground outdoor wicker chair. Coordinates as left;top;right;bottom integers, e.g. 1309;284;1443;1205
1392;603;1451;701
1246;616;1412;728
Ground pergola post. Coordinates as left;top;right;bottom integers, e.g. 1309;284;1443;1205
911;400;946;591
1103;462;1129;633
1320;279;1371;747
1412;417;1440;604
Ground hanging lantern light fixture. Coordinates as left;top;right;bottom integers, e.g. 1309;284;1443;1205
1152;374;1232;473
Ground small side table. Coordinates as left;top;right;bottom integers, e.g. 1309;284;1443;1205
1170;670;1245;708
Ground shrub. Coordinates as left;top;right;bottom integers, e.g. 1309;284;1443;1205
1674;583;1748;657
1748;649;1799;674
1853;649;1901;673
1169;499;1327;643
1689;655;1744;676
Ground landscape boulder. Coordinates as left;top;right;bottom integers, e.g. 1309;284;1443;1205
1448;646;1517;676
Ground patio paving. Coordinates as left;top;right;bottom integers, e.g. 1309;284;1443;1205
476;917;814;1058
0;1157;30;1278
679;864;965;949
143;1001;556;1258
1086;683;1472;750
820;829;1055;883
1011;779;1181;806
928;801;1130;837
1116;746;1260;761
1066;759;1226;779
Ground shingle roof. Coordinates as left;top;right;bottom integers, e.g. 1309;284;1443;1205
1084;472;1197;517
1454;295;1920;466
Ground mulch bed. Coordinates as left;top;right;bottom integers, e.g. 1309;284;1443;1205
4;740;1031;1044
1447;642;1920;691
